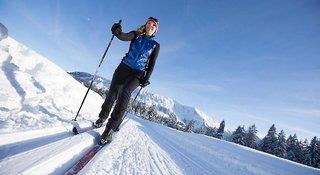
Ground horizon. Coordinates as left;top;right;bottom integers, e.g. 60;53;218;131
1;0;319;140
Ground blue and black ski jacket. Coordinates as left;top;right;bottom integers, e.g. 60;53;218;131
114;30;160;81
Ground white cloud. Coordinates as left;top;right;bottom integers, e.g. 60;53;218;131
281;108;320;118
165;81;224;94
161;40;188;55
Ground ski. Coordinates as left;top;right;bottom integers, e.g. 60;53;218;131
64;142;108;175
72;121;106;135
71;122;94;135
66;123;122;174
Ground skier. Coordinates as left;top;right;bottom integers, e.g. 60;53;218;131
95;17;160;144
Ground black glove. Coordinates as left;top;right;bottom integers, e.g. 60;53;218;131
139;78;150;87
111;23;122;35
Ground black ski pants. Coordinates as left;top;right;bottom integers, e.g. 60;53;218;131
99;62;144;132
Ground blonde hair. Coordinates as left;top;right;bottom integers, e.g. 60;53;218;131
136;25;146;36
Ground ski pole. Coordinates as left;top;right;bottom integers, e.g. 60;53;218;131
73;19;122;121
116;87;143;131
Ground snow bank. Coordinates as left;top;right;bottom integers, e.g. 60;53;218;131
0;36;103;132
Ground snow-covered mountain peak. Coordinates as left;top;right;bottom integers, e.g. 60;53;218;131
138;89;220;128
139;89;175;109
0;23;8;41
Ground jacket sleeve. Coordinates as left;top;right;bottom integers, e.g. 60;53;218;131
144;42;160;80
115;31;136;41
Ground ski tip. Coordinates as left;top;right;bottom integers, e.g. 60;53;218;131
72;127;79;135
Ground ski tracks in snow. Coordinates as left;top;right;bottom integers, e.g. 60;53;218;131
79;117;182;175
0;117;182;175
0;115;319;175
0;121;101;175
77;116;320;175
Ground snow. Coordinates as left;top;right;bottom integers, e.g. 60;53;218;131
138;90;220;128
0;31;319;175
79;116;183;175
1;115;318;175
68;71;111;90
0;36;103;133
80;116;319;175
0;126;103;175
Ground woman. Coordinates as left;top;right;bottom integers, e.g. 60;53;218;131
95;17;160;144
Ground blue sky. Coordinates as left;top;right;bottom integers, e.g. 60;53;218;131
1;0;319;140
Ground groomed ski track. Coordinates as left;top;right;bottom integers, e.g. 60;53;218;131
0;115;319;175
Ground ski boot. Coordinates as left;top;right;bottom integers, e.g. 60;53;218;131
99;129;115;145
94;118;105;128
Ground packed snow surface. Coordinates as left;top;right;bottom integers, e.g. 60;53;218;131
1;115;319;175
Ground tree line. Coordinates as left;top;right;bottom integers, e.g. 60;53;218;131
229;124;320;169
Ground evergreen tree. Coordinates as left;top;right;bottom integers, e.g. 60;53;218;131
274;130;287;158
176;121;186;131
244;124;258;148
198;125;208;135
133;101;141;115
184;119;195;132
205;126;217;137
138;102;147;116
316;139;320;168
232;126;246;146
134;102;144;116
214;120;225;139
304;136;320;168
146;104;157;121
286;134;299;162
297;139;308;164
164;112;178;128
260;124;278;154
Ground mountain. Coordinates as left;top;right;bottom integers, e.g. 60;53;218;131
0;23;8;40
68;71;219;129
68;71;111;97
137;90;219;128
